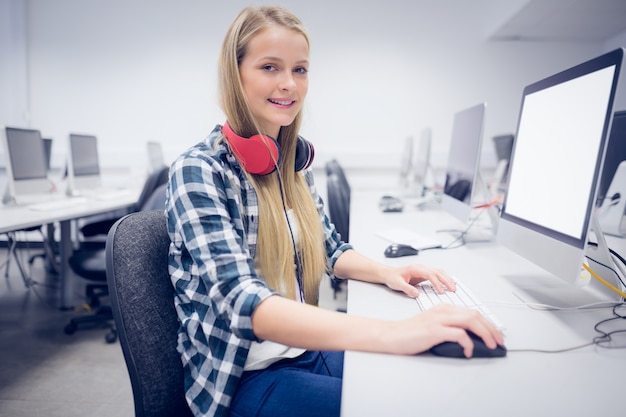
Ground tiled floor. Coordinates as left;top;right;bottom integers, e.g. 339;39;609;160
0;243;347;416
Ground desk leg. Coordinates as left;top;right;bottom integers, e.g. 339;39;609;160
59;219;74;310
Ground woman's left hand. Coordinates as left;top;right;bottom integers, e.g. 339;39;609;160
384;264;456;298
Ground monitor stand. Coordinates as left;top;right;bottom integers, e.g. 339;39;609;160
440;172;499;243
598;160;626;237
513;213;624;308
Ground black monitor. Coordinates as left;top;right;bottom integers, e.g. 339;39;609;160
42;138;53;171
1;127;51;204
596;110;626;206
498;48;624;304
67;133;101;195
492;134;514;184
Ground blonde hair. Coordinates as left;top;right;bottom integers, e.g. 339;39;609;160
218;6;327;304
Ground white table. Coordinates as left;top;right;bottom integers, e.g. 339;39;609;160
340;190;626;417
1;191;141;309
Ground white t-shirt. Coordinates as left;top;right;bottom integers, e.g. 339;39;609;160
244;209;307;371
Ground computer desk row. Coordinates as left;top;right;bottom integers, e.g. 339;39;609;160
340;190;626;417
0;190;141;310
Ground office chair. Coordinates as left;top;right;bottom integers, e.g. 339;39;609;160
63;170;169;342
325;159;351;302
106;210;193;417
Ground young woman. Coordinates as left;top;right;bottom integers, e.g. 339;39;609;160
165;6;504;417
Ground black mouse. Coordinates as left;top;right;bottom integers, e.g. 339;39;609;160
384;243;418;258
429;330;507;358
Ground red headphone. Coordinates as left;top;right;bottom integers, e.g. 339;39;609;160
222;121;314;175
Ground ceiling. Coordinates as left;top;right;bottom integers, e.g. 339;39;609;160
490;0;626;42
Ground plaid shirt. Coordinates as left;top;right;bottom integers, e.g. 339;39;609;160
165;125;352;417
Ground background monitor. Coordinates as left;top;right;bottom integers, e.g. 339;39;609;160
441;102;486;223
67;133;101;194
42;137;53;171
596;109;626;206
498;48;623;302
492;134;514;185
410;127;432;195
1;127;51;204
147;140;165;173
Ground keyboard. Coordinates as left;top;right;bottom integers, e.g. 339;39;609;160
415;279;505;330
28;197;88;211
376;228;443;250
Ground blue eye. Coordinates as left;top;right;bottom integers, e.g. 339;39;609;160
294;67;308;74
262;65;277;72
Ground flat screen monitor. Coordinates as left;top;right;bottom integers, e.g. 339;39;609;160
147;140;165;173
492;134;514;184
399;128;432;197
498;48;623;300
67;133;101;194
441;103;486;223
411;128;432;193
42;138;52;171
1;127;51;203
596;110;626;205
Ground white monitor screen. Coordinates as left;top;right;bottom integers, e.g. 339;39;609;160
498;48;623;286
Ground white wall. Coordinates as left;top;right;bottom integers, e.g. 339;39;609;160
2;0;622;175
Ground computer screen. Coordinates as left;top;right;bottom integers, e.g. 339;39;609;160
147;140;165;173
42;138;53;171
441;103;486;223
596;110;626;205
498;48;623;301
399;129;432;197
67;133;101;194
1;127;51;203
411;128;432;194
492;134;514;185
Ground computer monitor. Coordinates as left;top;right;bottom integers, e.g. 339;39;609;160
67;133;101;195
596;110;626;206
399;128;433;197
441;103;487;224
42;138;53;171
498;48;624;304
492;134;514;186
1;127;51;204
147;140;165;173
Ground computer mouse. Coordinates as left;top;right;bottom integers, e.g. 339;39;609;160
429;330;507;358
378;195;405;213
384;243;418;258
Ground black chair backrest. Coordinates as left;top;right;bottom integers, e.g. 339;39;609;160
136;166;169;211
326;173;350;243
105;210;192;417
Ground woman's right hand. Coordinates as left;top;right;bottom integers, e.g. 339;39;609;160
382;304;504;358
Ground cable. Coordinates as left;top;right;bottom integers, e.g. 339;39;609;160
582;262;626;299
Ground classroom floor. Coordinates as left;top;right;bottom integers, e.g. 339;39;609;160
0;243;347;417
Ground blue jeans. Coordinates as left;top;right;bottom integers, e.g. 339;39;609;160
229;351;344;417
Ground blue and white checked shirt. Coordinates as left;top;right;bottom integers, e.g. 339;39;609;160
165;125;352;417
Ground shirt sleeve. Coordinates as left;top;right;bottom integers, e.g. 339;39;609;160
166;145;276;342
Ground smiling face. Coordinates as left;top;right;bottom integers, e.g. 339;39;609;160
239;25;309;139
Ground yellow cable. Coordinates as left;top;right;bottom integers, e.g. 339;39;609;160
582;262;626;299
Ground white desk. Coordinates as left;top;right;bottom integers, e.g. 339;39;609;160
341;191;626;417
0;191;140;309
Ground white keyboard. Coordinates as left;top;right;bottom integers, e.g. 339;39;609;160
28;197;88;211
415;279;505;330
376;228;443;250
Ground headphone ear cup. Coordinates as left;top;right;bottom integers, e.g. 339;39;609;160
222;122;280;175
294;137;315;172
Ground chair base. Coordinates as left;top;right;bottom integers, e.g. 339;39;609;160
64;306;118;343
